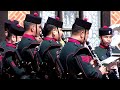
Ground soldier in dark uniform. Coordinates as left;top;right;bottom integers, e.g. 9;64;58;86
0;20;18;79
38;17;64;79
94;26;119;79
59;18;108;79
4;20;19;39
0;23;25;79
17;12;42;79
0;20;19;48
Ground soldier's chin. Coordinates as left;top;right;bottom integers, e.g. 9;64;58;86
13;41;16;44
104;43;110;47
80;42;84;44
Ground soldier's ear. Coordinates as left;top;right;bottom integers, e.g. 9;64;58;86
30;24;35;32
80;30;84;34
11;35;17;42
31;26;35;32
51;29;56;37
12;35;15;39
52;28;56;34
80;30;84;38
32;28;34;32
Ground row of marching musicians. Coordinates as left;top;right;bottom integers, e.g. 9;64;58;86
0;12;120;79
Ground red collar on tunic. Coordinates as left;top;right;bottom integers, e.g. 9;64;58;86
99;43;109;49
68;37;80;44
23;34;36;40
44;37;57;42
6;43;16;48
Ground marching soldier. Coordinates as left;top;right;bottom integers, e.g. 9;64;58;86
0;22;26;79
94;26;119;79
38;17;64;79
59;18;108;79
0;20;19;79
17;12;42;79
4;20;19;39
0;20;19;48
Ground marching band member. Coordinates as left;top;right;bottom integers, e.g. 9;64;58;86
59;18;108;79
94;26;119;79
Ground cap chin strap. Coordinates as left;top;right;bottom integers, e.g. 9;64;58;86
35;24;37;37
57;27;61;41
101;39;104;45
83;29;86;46
16;36;17;42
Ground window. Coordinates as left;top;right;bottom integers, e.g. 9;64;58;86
62;11;79;30
83;11;101;49
39;11;56;28
39;11;80;38
61;11;79;38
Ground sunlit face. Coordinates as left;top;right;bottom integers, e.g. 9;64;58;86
100;35;113;46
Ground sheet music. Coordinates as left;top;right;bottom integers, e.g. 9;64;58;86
101;56;120;64
111;53;120;56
